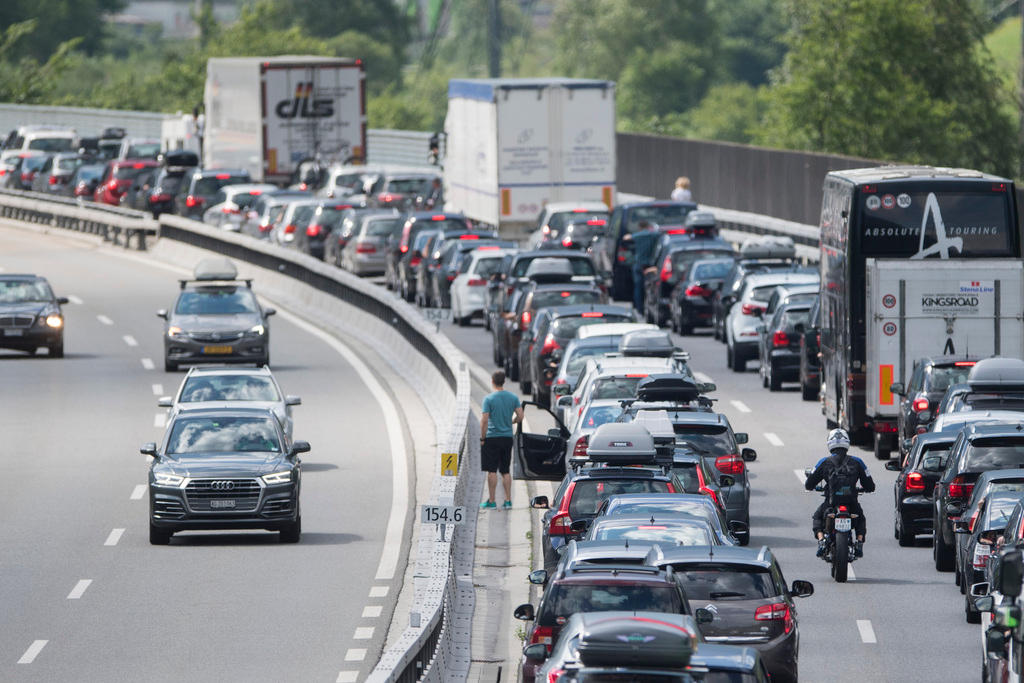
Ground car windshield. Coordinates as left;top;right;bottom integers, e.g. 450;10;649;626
691;260;733;280
541;584;683;625
533;290;602;309
960;393;1024;412
552;315;634;338
175;287;258;315
569;480;672;518
473;256;503;277
167;416;281;454
567;345;617;376
673;564;777;600
595;522;711;545
28;137;73;152
673;426;737;455
127;143;161;159
388;178;434;195
924;365;974;393
194;175;249;196
331;172;364;192
582;405;621;429
0;279;52;303
547;210;608;234
988;494;1024;525
513;257;596;278
965;440;1024;470
592;376;647;400
366;217;402;236
180;375;280;402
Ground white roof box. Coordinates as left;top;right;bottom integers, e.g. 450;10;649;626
193;258;238;282
739;236;796;260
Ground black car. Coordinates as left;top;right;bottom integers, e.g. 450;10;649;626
429;237;515;308
669;257;734;335
645;544;813;683
644;238;736;327
397;228;440;302
711;239;799;342
756;300;812;391
292;201;357;259
955;484;1024;621
414;229;498;307
798;294;822;401
603;200;699;299
174;168;252;219
887;432;957;546
890;356;979;456
143;407;308;544
933;423;1024;571
67;162;105;199
158;260;275;372
0;274;68;357
387;212;470;296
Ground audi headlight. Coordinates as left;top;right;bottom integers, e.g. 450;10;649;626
153;472;186;488
167;325;184;338
248;323;265;337
261;470;292;485
45;314;63;328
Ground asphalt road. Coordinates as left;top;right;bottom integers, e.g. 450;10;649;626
0;226;402;682
441;308;981;682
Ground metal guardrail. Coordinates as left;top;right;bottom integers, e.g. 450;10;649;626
0;188;156;249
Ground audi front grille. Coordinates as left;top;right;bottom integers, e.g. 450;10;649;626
185;478;261;512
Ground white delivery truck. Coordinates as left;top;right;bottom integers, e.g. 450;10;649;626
203;56;366;183
444;77;616;238
865;258;1024;447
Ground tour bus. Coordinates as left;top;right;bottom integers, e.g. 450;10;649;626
818;166;1022;454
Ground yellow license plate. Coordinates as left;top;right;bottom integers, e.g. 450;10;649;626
202;345;234;354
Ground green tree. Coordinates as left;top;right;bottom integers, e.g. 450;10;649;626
0;20;80;103
267;0;409;61
712;0;787;86
0;0;125;60
684;82;767;144
759;0;1018;175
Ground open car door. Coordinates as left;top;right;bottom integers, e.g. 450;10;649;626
512;401;569;481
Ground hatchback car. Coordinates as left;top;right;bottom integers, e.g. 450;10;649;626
711;238;800;341
143;407;308;544
528;201;611;250
428;237;514;309
67;162;105;199
644;238;736;327
175;168;252;219
30;152;82;194
887;432;958;546
890;356;979;452
725;272;819;372
202;184;278;231
0;274;68;357
94;159;160;206
670;257;735;335
337;211;404;274
756;300;812;391
450;247;515;325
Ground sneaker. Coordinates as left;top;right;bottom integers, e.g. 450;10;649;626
479;501;496;509
855;541;864;558
502;501;512;510
816;539;827;557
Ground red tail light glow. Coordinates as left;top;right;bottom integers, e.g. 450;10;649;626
48;175;58;185
772;331;789;347
409;254;422;267
954;361;976;367
431;215;447;221
540;333;560;356
660;256;672;282
666;228;688;235
215;173;231;179
356;243;376;254
133;163;146;169
741;303;764;316
467;278;486;286
685;284;713;297
520;310;532;330
562;236;574;247
572;436;589;460
185;195;202;208
284;224;296;234
586;218;606;226
580;312;604;318
949;475;974;500
400;245;408;253
108;179;119;191
715;455;745;475
754;602;794;634
912;397;929;412
547;669;565;683
305;224;322;237
459;233;479;239
905;471;925;493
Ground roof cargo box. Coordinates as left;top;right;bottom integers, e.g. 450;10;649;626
633;411;677;452
739;236;796;261
619;329;675;357
161;149;200;168
576;614;695;668
524;257;575;283
968;358;1024;391
636;374;700;403
193;258;238;282
586;423;657;464
685;210;716;228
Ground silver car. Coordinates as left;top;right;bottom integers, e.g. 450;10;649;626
340;211;403;275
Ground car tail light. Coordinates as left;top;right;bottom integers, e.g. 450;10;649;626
306;224;322;237
459;234;479;240
259;222;272;232
872;422;898;433
955;361;976;367
284;224;297;234
572;436;589;460
754;602;793;634
446;274;456;282
715;454;745;475
531;625;555;651
540;333;560;356
696;468;721;508
838;505;848;512
666;227;688;235
520;310;532;331
546;669;565;683
969;507;981;533
222;206;239;214
400;244;409;253
587;218;606;226
772;331;789;347
562;236;573;247
685;284;713;297
48;175;58;185
912;396;929;412
741;303;763;316
150;193;172;202
974;544;992;569
905;471;925;493
549;512;573;537
431;215;447;221
467;278;486;286
660;256;672;282
249;190;263;196
185;195;202;208
410;254;422;267
215;173;231;180
580;311;603;318
617;247;628;263
949;475;974;500
625;373;648;378
108;179;119;191
379;192;399;203
356;242;376;254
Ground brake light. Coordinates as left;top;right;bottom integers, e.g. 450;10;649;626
562;236;573;247
580;312;604;318
872;422;898;433
741;303;764;316
540;333;560;356
949;475;974;499
108;179;119;191
215;173;231;179
222;206;239;214
660;256;672;282
379;193;395;202
838;505;848;512
573;436;589;460
696;468;721;508
685;284;713;297
617;247;628;263
249;190;262;195
547;669;565;683
284;224;296;234
624;373;649;378
912;397;929;413
478;245;501;250
772;331;789;347
905;471;925;493
305;224;322;237
431;215;446;221
520;310;532;331
48;175;58;185
954;361;976;367
666;228;688;235
572;208;587;213
530;624;554;648
400;245;408;253
969;507;981;533
356;243;376;254
446;274;456;282
467;278;486;286
754;602;793;634
410;254;422;267
459;234;479;240
149;193;171;202
185;195;202;208
715;454;745;475
549;512;572;536
586;218;606;226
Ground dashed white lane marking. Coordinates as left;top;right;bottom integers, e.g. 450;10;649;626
361;605;383;618
140;358;154;370
97;315;113;325
764;432;784;447
153;413;166;428
857;619;876;644
730;400;751;413
336;673;359;683
130;485;147;500
66;295;83;305
693;371;714;384
793;469;806;485
344;649;367;662
369;586;389;598
152;383;164;396
104;528;125;546
123;335;138;347
353;627;374;640
67;579;92;600
17;640;48;664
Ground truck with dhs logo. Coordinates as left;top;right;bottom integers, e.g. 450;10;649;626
818;166;1024;459
203;56;366;183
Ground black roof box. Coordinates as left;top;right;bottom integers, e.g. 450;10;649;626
685;210;716;228
636;374;700;403
161;149;200;168
576;613;694;668
524;257;574;283
586;423;657;465
739;236;796;261
968;358;1024;390
619;329;675;357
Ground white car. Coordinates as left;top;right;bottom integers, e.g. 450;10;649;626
203;184;278;230
526;201;610;249
725;272;818;372
450;247;516;326
563;398;625;467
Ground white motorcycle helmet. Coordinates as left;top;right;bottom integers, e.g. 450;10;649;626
827;428;851;452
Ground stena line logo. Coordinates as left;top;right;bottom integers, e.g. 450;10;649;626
275;82;334;119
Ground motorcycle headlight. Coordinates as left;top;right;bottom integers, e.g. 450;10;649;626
45;314;63;328
261;470;292;485
153;472;186;488
167;325;184;338
247;324;265;337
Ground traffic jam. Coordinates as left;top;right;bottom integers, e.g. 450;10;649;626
5;65;1024;681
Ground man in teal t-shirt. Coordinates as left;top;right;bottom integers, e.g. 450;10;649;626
480;370;524;509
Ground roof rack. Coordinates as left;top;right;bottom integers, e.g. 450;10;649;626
179;258;251;290
574;422;673;472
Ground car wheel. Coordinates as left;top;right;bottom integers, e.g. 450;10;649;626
164;358;177;372
48;339;64;358
457;313;469;327
484;313;491;331
669;310;678;333
149;522;172;545
725;344;734;370
761;362;768;388
934;524;955;572
493;338;502;366
801;379;816;401
897;514;914;547
520;368;532;396
733;346;746;372
768;361;781;391
679;322;693;336
280;515;301;543
873;433;891;460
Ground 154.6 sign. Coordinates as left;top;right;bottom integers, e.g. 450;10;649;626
420;505;465;524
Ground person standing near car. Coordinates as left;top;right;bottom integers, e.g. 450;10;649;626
671;176;693;202
480;370;524;510
625;220;660;313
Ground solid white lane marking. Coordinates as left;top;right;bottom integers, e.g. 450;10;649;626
730;400;751;413
153;413;166;428
67;295;83;305
274;308;409;582
104;528;125;546
123;335;138;347
353;627;374;640
693;371;714;384
140;358;154;370
344;649;367;662
97;315;113;325
131;485;147;500
857;619;876;644
151;383;164;396
369;586;389;598
793;469;806;485
362;605;383;618
67;579;92;600
17;640;47;664
337;673;359;683
764;432;784;447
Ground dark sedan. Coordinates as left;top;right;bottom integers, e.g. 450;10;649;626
886;432;957;545
669;257;734;335
643;238;735;327
385;212;471;292
174;168;252;219
955;488;1024;622
757;300;812;391
143;407;308;544
890;356;979;457
798;294;822;401
0;274;68;357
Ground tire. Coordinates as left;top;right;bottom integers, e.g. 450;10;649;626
679;323;693;336
48;339;64;358
761;364;768;388
520;366;532;396
768;361;781;391
493;337;502;366
149;522;172;545
279;515;301;543
934;525;956;571
801;379;816;401
508;354;520;382
874;432;892;460
164;358;177;372
484;313;491;331
896;514;914;547
833;533;849;583
733;348;746;373
456;314;469;327
725;344;734;370
669;311;678;333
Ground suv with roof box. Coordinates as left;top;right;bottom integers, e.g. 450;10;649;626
711;237;801;341
890;356;980;456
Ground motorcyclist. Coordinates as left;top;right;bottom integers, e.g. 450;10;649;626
804;428;875;558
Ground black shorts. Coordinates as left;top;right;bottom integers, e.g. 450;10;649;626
481;436;513;474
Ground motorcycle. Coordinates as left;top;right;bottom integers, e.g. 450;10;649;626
805;467;870;583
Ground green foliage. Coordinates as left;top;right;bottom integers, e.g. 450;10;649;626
0;21;81;104
984;15;1020;91
712;0;787;86
0;0;125;59
758;0;1019;175
684;82;767;144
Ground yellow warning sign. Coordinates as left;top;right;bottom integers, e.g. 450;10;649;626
441;452;459;477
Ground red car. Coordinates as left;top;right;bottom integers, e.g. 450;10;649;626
93;159;159;206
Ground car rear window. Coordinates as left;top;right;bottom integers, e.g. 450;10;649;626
513;256;596;278
126;143;161;159
567;345;617;376
671;249;733;272
569;480;672;518
552;314;634;338
28;137;73;152
691;260;733;280
366;217;402;236
965;439;1024;471
230;192;263;210
672;564;779;601
533;290;602;309
180;375;279;402
592;376;646;400
593;523;711;546
548;210;608;233
749;285;778;303
194;175;249;196
472;256;503;277
56;157;80;172
924;365;974;393
625;205;694;232
961;393;1024;412
987;494;1024;526
114;165;150;180
539;583;683;626
387;177;434;195
581;405;620;429
673;425;737;456
779;309;810;329
919;444;953;471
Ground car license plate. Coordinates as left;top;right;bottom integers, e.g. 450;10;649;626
834;517;852;532
210;499;236;509
3;328;23;336
202;345;233;354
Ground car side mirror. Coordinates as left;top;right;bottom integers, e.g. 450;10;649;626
741;448;757;462
522;643;547;661
263;308;276;317
884;460;902;471
790;579;814;598
972;582;991;600
697;382;717;394
157;397;173;408
514;603;535;621
996;549;1024;598
156;309;168;319
734;432;748;445
975;595;995;613
719;474;735;488
140;442;157;457
290;440;311;456
285;395;302;406
986;626;1008;653
570;519;590;534
890;383;905;396
728;520;749;536
528;569;548;585
531;495;550;509
56;296;70;305
695;608;714;624
556;396;572;408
